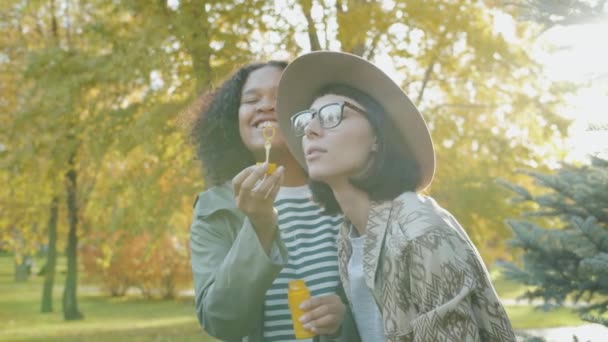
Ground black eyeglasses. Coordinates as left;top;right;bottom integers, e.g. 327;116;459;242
290;102;367;137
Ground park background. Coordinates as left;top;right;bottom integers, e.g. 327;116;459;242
1;0;607;341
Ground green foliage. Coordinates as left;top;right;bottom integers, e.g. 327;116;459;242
272;0;577;263
500;157;608;326
1;0;586;321
1;0;272;318
505;0;608;29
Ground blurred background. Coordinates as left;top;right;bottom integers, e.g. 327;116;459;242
1;0;607;341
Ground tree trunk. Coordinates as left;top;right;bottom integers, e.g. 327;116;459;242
13;227;30;282
14;256;31;282
299;0;322;51
41;196;59;313
177;1;212;92
335;0;368;56
63;161;83;320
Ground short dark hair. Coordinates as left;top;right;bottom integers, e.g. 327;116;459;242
309;84;422;214
190;61;288;188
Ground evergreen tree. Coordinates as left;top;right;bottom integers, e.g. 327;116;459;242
499;156;608;327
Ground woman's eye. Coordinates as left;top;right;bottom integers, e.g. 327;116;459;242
242;98;258;104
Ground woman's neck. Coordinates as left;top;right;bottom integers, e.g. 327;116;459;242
280;155;308;187
329;179;371;235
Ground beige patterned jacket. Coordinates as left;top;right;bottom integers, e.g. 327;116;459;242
337;192;516;342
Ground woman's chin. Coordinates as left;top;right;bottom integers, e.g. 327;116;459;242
307;167;337;183
307;167;326;181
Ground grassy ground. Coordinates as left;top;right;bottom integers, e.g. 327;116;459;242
492;270;532;300
0;255;590;341
0;256;216;342
491;269;589;329
504;305;585;330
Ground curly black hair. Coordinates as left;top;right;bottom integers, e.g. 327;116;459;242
190;61;288;188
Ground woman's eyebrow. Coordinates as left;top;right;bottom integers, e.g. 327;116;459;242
242;89;259;96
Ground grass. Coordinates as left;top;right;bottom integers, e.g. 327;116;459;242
0;256;217;342
0;255;593;341
492;271;531;300
491;268;590;329
505;306;587;330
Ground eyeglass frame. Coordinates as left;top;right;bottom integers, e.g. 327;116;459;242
290;101;367;137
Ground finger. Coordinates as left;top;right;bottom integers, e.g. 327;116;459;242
232;165;256;197
251;174;268;193
301;295;344;323
300;303;330;323
300;294;334;311
261;166;285;199
304;314;340;335
252;167;278;195
252;163;284;199
240;163;268;194
312;313;340;328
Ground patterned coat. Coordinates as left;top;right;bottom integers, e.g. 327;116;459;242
337;192;516;342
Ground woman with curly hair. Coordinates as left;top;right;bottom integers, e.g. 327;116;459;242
189;61;359;342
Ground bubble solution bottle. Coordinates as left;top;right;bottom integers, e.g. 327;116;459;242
288;279;316;339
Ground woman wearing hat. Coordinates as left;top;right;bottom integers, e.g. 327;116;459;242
277;51;516;342
189;61;360;342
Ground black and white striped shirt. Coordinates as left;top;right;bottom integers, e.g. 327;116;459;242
262;186;342;342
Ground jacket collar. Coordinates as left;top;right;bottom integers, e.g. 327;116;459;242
362;199;395;291
193;183;238;217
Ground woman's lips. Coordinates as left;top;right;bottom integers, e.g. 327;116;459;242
305;147;327;161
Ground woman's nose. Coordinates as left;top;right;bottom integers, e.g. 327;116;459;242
256;96;275;113
304;115;322;138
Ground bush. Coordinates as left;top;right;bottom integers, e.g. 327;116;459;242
81;231;191;299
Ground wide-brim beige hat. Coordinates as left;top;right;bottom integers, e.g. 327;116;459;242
277;51;435;191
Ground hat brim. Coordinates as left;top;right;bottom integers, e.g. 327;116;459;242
277;51;435;191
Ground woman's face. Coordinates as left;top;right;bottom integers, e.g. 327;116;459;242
238;65;287;157
301;94;376;184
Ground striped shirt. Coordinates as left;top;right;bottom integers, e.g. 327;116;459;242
262;185;342;342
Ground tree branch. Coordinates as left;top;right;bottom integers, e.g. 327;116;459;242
299;0;321;51
321;0;330;50
50;0;59;43
65;0;72;49
416;29;448;106
365;31;382;61
416;57;437;106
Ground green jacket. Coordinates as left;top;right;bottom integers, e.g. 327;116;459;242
190;183;360;342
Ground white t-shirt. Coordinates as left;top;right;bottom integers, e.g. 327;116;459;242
348;227;385;342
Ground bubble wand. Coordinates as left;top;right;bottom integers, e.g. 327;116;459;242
257;123;277;174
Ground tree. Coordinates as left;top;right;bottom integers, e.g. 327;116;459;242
2;0;584;320
499;156;608;327
281;0;573;262
3;0;275;319
504;0;608;30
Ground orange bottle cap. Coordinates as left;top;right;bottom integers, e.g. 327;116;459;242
288;279;307;290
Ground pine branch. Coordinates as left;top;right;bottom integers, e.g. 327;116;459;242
579;300;608;315
501;157;608;325
496;178;533;201
581;313;608;328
